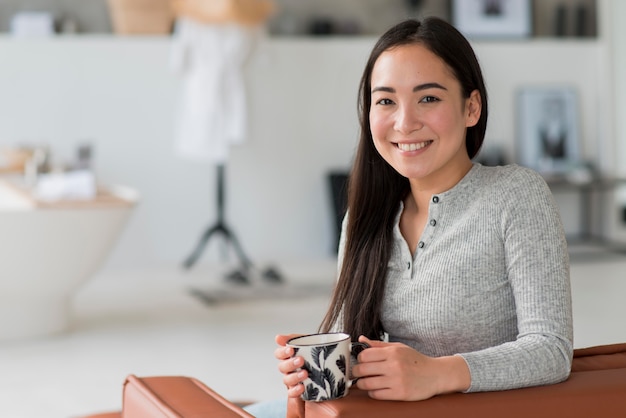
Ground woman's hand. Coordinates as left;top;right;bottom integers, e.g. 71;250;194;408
352;336;471;401
274;334;307;398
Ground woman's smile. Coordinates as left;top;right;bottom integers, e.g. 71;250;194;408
396;140;433;152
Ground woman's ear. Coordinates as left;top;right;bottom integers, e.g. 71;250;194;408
466;89;482;127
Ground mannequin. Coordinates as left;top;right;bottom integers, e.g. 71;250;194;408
171;0;280;284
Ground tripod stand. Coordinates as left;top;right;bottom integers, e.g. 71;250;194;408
182;164;282;284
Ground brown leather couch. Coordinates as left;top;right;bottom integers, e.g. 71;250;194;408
287;343;626;418
83;375;254;418
85;343;626;418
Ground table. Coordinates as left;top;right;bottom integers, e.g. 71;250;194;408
546;176;626;247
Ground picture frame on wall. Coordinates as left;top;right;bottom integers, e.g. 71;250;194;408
451;0;533;39
516;86;581;176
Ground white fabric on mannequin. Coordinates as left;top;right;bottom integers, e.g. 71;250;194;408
171;18;257;163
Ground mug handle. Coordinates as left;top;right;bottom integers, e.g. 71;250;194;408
351;341;370;360
348;342;370;386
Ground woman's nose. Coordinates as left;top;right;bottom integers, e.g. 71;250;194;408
394;105;422;133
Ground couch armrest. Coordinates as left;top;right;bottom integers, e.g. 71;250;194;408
571;342;626;371
122;375;254;418
287;343;626;418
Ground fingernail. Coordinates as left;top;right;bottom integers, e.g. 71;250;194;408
293;357;303;366
284;346;291;355
297;371;306;379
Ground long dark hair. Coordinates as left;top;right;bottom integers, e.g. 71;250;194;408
319;17;489;340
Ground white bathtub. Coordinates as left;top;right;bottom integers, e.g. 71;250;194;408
0;179;138;340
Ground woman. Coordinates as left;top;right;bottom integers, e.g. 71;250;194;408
250;16;572;416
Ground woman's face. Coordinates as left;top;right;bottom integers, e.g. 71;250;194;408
369;43;480;184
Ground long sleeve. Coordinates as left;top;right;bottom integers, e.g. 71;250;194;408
458;167;572;391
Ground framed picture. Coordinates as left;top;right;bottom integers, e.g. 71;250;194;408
516;86;581;175
451;0;532;39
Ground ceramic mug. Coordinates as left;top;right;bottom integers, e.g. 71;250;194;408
287;332;369;402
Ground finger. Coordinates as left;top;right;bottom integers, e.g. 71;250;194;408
359;335;386;348
356;375;390;392
274;345;294;360
283;368;308;388
357;346;390;364
287;383;305;398
275;333;301;346
351;363;366;378
277;355;304;374
352;357;386;378
358;335;373;344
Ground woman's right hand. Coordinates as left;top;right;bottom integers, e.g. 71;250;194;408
274;334;307;398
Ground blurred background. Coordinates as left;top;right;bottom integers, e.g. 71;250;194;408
1;0;626;417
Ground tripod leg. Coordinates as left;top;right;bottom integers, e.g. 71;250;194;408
222;227;253;270
183;164;258;275
183;224;221;269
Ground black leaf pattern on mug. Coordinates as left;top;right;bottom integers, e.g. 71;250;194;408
311;346;324;368
323;344;337;359
305;383;320;400
336;354;346;375
333;378;347;399
323;367;336;394
305;360;326;390
302;343;346;401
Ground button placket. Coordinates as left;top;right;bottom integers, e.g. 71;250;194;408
417;194;441;252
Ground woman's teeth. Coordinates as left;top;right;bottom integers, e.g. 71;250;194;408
397;141;431;151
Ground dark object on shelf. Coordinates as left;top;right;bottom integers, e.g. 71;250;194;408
451;0;532;39
405;0;423;10
335;20;361;35
405;0;424;17
554;4;567;37
575;4;588;37
309;18;334;35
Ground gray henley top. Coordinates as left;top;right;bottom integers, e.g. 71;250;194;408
339;163;573;392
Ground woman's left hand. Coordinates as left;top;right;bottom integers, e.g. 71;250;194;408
352;336;471;401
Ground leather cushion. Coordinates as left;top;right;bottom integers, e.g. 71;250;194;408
122;375;253;417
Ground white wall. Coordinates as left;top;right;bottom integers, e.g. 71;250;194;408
0;21;622;274
0;36;374;271
604;0;626;241
614;2;626;176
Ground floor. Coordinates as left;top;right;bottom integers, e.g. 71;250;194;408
1;253;626;418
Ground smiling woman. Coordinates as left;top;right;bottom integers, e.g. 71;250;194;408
369;44;480;191
259;17;572;418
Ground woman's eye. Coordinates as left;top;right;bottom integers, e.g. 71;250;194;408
375;98;394;106
420;96;440;104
